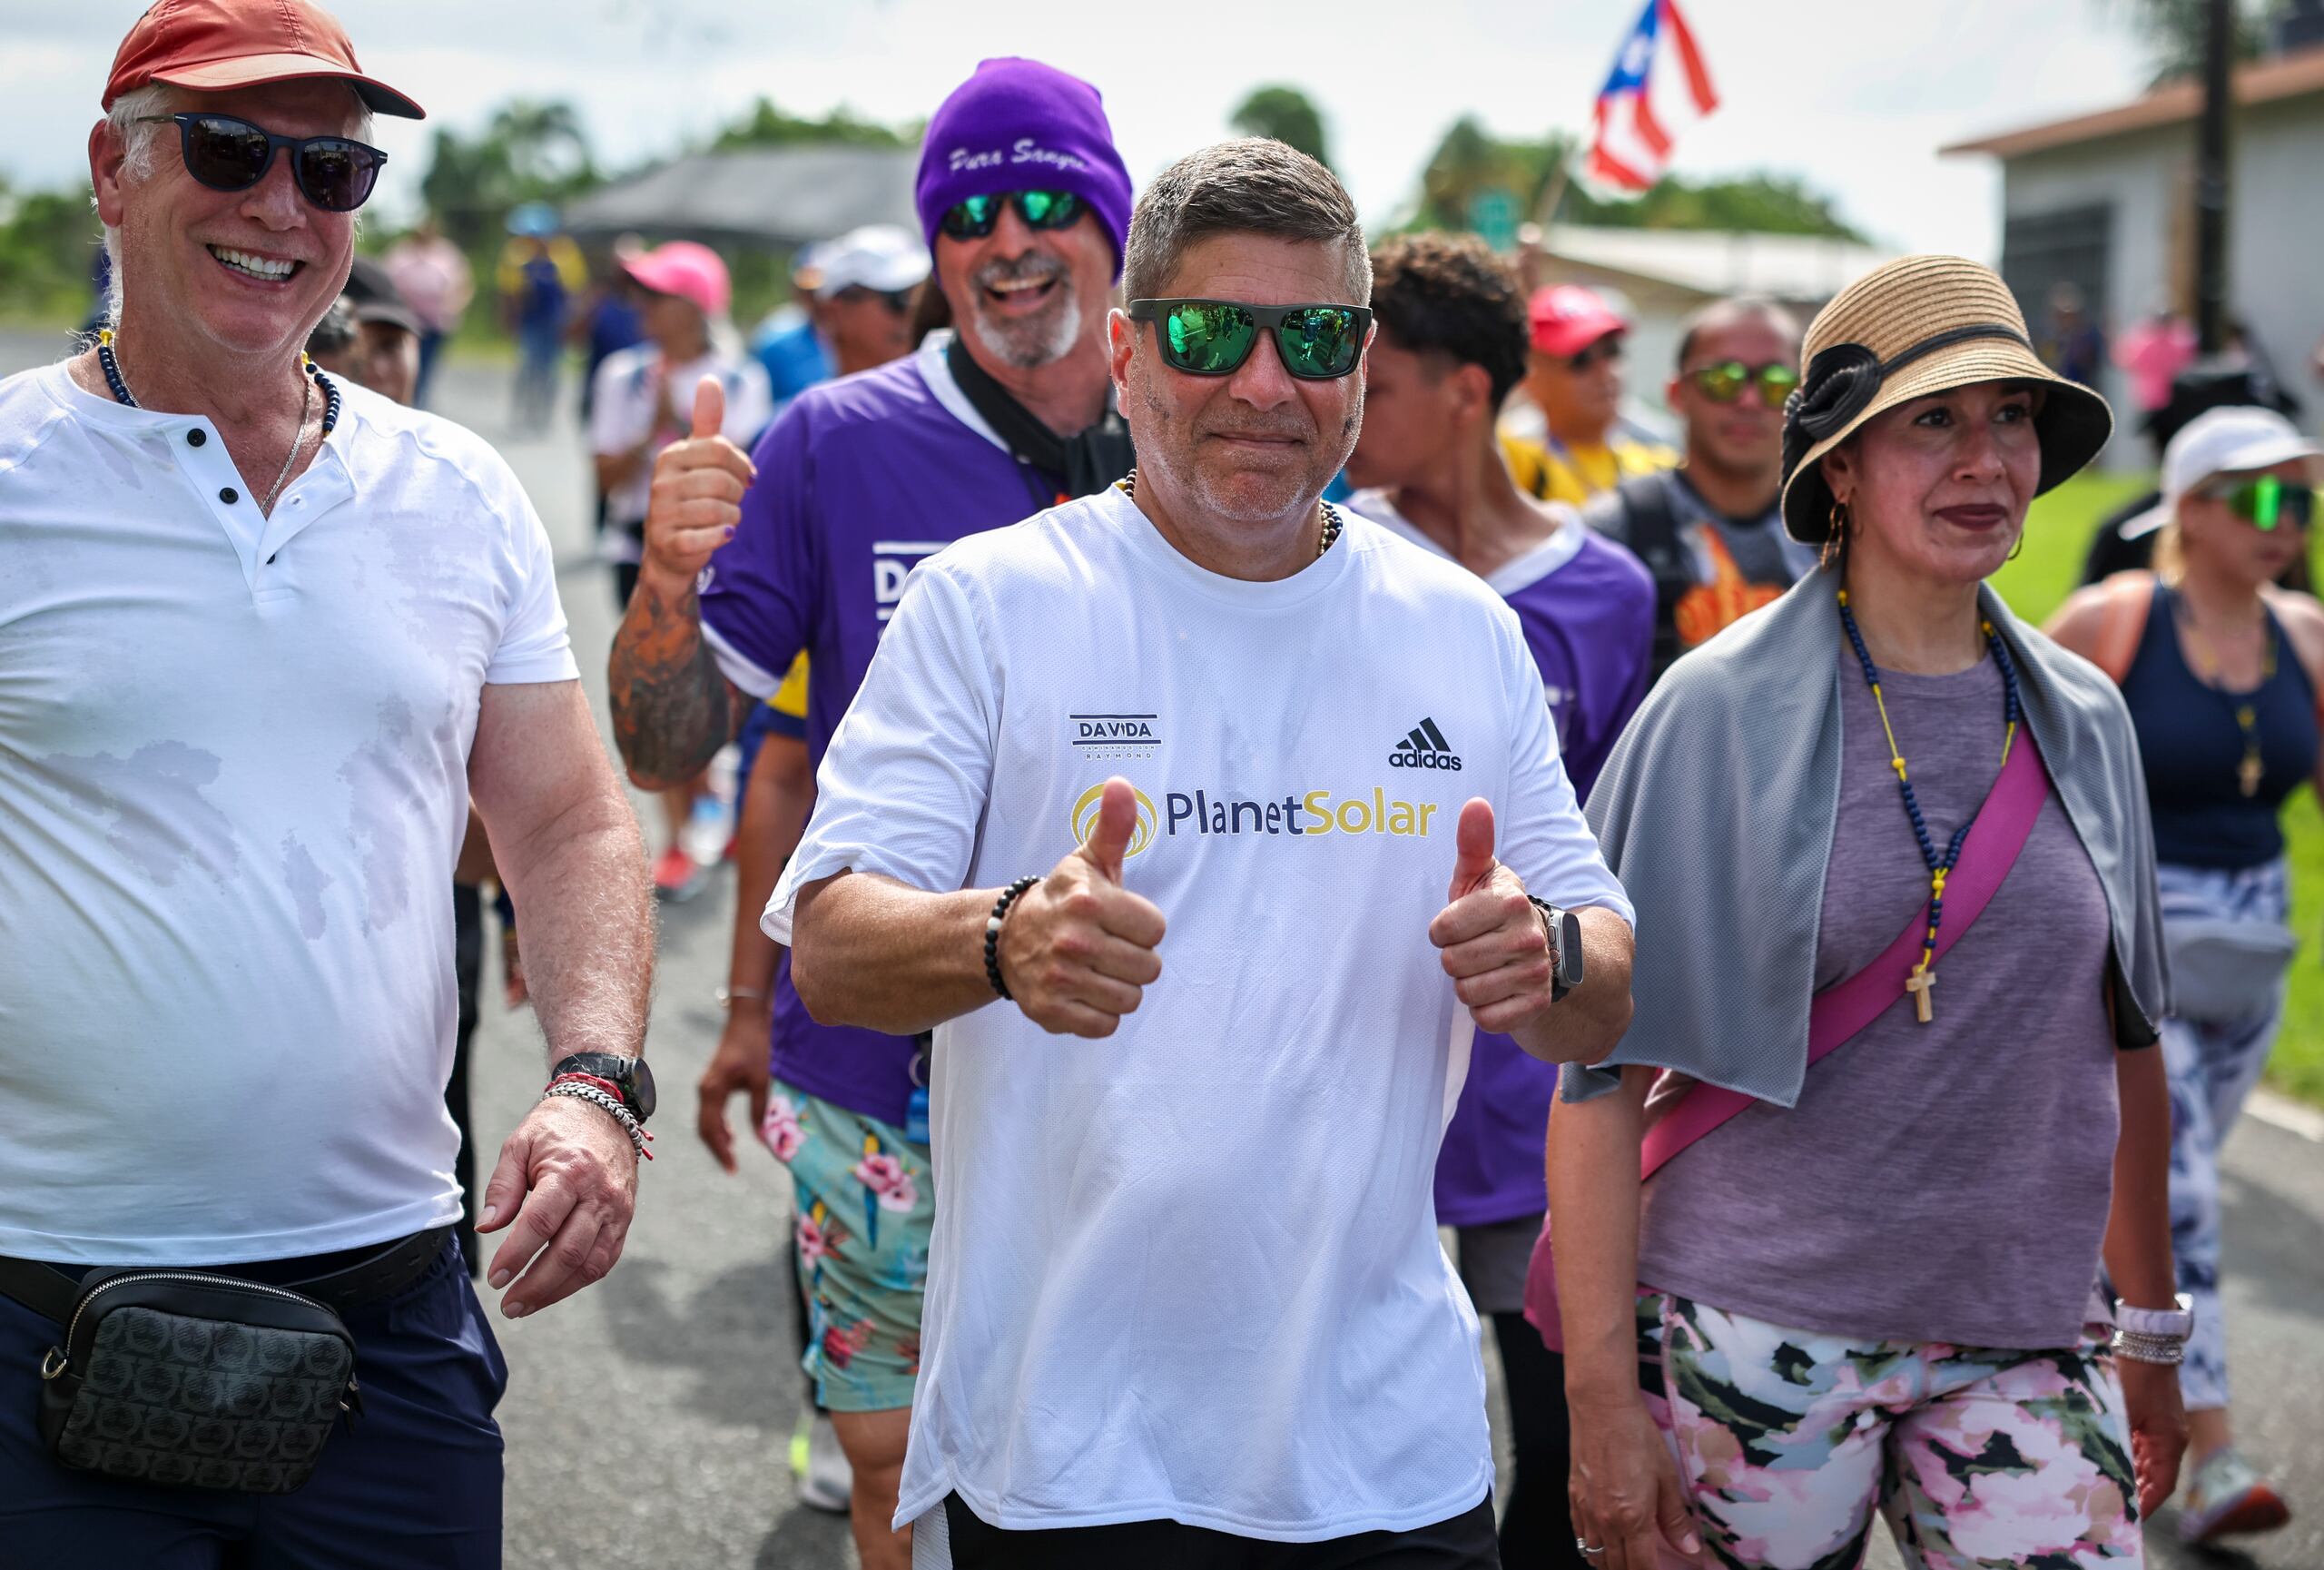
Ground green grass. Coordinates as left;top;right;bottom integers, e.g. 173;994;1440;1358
1993;473;2324;1105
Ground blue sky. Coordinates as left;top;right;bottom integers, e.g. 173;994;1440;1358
0;0;2157;258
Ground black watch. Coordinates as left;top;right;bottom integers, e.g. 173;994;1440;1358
549;1053;657;1123
1527;898;1586;1002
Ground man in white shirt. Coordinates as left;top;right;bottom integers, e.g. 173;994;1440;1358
770;137;1636;1568
0;5;652;1564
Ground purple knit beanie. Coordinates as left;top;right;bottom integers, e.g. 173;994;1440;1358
915;57;1134;280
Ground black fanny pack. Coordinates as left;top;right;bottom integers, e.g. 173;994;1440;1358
0;1227;448;1495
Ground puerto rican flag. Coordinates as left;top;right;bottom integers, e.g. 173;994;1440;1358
1585;0;1720;195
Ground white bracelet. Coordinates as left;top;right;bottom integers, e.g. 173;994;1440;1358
544;1081;652;1160
2109;1328;2185;1366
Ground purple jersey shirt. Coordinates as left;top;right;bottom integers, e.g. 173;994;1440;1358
1355;492;1654;1226
701;336;1055;1126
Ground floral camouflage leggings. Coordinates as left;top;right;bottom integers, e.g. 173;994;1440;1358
1635;1291;2144;1569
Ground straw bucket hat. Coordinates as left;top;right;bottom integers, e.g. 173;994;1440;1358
1779;254;2113;543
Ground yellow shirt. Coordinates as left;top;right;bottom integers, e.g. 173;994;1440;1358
1500;431;1676;508
768;653;809;720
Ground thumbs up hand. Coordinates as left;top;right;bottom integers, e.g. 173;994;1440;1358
1429;798;1560;1035
638;374;759;592
995;777;1167;1038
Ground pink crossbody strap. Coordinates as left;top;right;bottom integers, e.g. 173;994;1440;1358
1523;732;2052;1350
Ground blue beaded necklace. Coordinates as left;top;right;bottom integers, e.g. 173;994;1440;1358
1837;588;2024;1023
95;329;340;513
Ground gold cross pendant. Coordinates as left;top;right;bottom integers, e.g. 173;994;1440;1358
2240;752;2264;797
1905;969;1936;1024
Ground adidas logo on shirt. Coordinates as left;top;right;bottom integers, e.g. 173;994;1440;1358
1389;717;1462;771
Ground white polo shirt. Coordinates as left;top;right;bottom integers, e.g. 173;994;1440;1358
0;362;576;1265
769;487;1630;1541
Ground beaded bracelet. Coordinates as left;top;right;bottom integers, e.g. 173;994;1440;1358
984;875;1040;1001
543;1081;654;1160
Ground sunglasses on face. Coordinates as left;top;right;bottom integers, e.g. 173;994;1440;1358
136;113;387;213
1687;360;1800;410
1127;298;1372;380
1561;337;1624;373
835;284;915;314
939;189;1083;241
2200;473;2317;531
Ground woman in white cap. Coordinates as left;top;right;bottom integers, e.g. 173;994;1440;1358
1540;255;2185;1570
2046;405;2324;1546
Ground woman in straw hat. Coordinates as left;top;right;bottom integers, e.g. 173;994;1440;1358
1536;255;2184;1569
2044;405;2324;1546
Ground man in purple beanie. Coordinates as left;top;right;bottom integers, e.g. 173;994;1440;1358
607;55;1135;1570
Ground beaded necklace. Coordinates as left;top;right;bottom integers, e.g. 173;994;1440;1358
1118;468;1343;559
1837;588;2024;1023
95;329;340;515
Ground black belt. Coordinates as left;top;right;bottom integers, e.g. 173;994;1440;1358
0;1225;454;1326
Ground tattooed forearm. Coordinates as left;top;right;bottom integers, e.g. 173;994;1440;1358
607;571;734;790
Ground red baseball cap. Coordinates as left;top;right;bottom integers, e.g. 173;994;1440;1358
104;0;425;121
1528;284;1627;359
623;242;733;320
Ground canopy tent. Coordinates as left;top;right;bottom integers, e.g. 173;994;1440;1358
562;145;921;248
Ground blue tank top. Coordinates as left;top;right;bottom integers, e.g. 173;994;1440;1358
2121;582;2318;869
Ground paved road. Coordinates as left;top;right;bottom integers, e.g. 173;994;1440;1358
8;326;2319;1569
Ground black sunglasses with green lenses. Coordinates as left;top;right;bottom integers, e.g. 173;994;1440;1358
940;190;1084;241
1688;360;1800;410
1128;299;1373;380
2201;473;2318;531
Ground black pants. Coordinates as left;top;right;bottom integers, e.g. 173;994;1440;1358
935;1493;1499;1569
1491;1312;1589;1568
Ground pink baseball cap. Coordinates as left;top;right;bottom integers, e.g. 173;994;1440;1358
623;242;731;319
1528;284;1627;358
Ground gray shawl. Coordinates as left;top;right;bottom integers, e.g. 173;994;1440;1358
1565;570;2171;1106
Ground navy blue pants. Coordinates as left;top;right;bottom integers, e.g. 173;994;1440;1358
0;1241;505;1570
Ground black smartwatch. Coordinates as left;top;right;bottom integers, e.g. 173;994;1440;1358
1526;898;1586;1002
549;1053;657;1123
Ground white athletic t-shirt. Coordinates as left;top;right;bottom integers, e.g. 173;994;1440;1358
768;486;1630;1541
0;363;576;1264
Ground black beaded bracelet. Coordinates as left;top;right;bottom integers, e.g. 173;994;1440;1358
984;875;1040;1001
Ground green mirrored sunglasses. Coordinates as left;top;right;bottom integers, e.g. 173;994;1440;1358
1687;360;1799;410
940;190;1083;240
2201;473;2318;531
1127;299;1373;380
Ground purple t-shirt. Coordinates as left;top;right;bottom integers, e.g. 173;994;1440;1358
1637;651;2123;1349
701;336;1053;1126
1355;494;1656;1226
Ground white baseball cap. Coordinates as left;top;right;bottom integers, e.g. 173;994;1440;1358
810;225;931;300
2121;406;2323;538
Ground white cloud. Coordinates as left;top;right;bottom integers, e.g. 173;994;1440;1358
1;0;2156;260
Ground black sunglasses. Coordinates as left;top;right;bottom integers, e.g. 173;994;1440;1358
1562;337;1624;372
1687;360;1800;410
137;113;387;213
835;284;915;315
1128;299;1373;380
940;190;1083;241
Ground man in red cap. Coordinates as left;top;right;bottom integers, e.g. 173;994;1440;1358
1502;282;1675;507
0;5;655;1563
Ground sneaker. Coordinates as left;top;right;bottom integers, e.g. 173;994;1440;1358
790;1409;851;1515
652;844;703;902
2178;1447;2291;1544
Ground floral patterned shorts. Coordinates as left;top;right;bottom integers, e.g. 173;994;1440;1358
1637;1291;2145;1569
761;1081;932;1413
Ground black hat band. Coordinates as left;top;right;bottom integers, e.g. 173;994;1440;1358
1780;322;2034;483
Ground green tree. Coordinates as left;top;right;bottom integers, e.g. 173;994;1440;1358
0;179;104;324
2108;0;2278;84
708;97;917;152
419;99;601;250
1406;121;1862;242
1230;86;1333;171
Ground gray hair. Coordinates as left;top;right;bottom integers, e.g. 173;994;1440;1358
96;82;375;328
1122;138;1369;305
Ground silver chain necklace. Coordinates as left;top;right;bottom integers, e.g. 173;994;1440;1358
99;331;318;516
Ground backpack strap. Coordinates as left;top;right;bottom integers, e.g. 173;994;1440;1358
2088;570;2156;687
